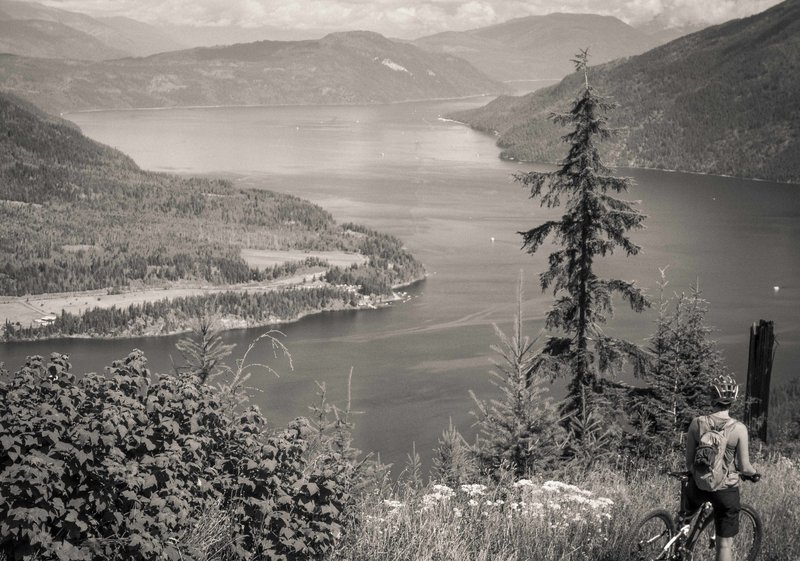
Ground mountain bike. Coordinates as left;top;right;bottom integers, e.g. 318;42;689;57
629;471;762;561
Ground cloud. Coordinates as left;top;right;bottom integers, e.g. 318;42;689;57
635;0;785;26
29;0;785;37
455;1;497;26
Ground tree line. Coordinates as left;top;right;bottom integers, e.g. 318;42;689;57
4;286;358;340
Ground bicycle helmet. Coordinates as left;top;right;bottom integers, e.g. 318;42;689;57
711;374;739;405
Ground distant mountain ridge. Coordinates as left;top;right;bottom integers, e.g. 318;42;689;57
0;18;129;61
0;0;184;59
449;0;800;184
0;30;506;113
412;13;665;82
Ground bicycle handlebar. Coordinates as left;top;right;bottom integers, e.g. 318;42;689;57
666;470;761;482
667;470;690;481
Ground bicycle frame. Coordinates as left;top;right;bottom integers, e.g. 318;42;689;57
649;502;715;560
647;524;687;560
683;502;716;554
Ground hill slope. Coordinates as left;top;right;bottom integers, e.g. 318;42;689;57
0;31;506;113
449;0;800;183
413;13;663;82
0;18;130;61
0;92;423;337
0;0;184;58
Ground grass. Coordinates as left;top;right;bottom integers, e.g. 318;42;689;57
327;453;800;561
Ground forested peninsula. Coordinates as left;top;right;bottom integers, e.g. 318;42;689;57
0;92;425;341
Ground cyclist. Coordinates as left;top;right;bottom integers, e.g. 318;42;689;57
681;374;759;561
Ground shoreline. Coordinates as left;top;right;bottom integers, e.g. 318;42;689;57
61;93;500;117
0;275;426;343
463;130;799;187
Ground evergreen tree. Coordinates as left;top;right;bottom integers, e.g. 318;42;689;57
514;50;649;453
307;369;390;495
469;279;564;477
431;419;477;486
400;442;424;489
175;314;235;384
627;275;723;458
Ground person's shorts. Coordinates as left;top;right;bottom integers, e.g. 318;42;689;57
680;478;741;538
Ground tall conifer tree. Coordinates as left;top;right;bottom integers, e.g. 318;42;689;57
515;50;649;451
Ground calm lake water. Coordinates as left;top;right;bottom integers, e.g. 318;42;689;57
2;98;799;470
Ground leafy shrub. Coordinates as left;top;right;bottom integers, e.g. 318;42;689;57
0;351;349;561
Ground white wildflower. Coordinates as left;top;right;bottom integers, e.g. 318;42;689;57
460;483;486;496
542;480;591;496
383;499;403;511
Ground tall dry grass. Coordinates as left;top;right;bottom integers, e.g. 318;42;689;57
328;454;799;561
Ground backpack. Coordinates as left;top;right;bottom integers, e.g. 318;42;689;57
693;416;735;492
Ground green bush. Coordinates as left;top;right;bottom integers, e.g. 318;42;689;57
0;351;349;561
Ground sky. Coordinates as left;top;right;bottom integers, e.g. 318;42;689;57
28;0;784;38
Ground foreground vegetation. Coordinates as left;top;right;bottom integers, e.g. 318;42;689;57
331;453;799;561
0;345;361;561
1;339;797;561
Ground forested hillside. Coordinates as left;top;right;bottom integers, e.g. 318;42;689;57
449;0;800;184
413;13;662;82
0;92;423;338
0;30;505;114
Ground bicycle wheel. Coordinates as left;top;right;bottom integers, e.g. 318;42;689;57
628;509;676;561
691;503;762;561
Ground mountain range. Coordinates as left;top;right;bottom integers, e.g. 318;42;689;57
0;0;184;59
1;0;697;84
449;0;800;184
412;13;667;82
0;30;506;113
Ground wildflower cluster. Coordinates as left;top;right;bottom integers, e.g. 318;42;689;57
509;479;614;529
369;479;614;528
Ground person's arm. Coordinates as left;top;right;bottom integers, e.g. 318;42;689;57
685;418;698;472
734;423;757;475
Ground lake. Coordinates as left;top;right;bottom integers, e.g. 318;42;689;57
2;98;799;471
